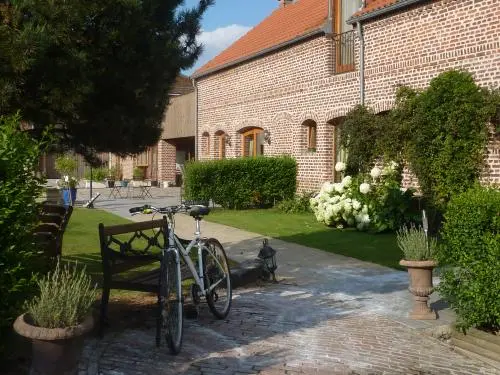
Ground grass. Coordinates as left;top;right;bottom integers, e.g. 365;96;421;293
205;208;403;270
62;208;133;278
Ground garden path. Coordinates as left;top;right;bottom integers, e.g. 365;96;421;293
77;196;498;375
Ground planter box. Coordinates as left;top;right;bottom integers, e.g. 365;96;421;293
452;328;500;370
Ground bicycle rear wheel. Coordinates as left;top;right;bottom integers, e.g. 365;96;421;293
158;249;183;354
202;238;232;319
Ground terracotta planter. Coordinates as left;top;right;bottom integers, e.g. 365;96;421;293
399;259;437;320
13;313;94;375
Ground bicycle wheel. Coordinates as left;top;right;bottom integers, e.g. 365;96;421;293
158;250;183;354
202;238;232;319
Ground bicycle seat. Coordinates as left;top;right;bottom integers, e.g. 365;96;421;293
189;205;210;218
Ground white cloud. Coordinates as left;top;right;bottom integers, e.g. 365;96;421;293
184;24;251;75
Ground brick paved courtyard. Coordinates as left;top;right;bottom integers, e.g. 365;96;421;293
79;283;498;375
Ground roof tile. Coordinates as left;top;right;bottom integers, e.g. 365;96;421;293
194;0;328;77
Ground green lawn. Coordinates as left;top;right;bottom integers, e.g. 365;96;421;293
62;208;133;278
206;208;403;270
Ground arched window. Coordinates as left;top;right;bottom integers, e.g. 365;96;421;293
201;132;210;157
328;117;347;182
214;130;226;159
303;120;317;152
240;127;264;157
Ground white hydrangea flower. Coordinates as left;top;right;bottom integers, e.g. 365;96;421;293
310;197;319;207
389;161;398;170
335;162;346;172
359;183;371;194
352;199;361;211
361;213;371;224
356;223;365;231
342;175;352;187
332;203;342;215
362;204;369;214
355;213;363;223
334;183;345;194
321;182;333;194
336;224;344;229
370;167;382;179
343;201;352;213
64;175;69;182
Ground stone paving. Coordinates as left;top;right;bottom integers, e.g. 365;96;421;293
75;192;499;375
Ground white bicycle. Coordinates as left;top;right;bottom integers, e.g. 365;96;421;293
129;203;232;355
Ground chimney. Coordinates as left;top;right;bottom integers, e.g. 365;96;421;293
278;0;295;7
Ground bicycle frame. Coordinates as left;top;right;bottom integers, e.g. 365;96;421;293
164;214;227;298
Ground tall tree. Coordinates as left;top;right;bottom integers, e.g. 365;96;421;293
0;0;212;159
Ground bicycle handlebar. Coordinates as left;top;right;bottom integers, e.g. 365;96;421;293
128;204;190;215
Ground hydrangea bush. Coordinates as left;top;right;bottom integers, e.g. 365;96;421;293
310;161;417;232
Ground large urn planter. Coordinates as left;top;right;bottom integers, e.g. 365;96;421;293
399;259;437;320
13;313;94;375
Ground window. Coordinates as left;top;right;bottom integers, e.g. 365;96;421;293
241;128;264;157
303;120;317;151
215;131;226;159
333;124;347;182
335;0;362;73
202;132;210;157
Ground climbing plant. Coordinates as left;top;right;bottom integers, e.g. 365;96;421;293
394;70;498;211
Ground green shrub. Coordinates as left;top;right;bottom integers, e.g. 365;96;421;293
437;186;500;331
395;70;497;212
0;114;51;357
84;167;108;181
27;261;97;328
276;193;313;213
184;156;297;209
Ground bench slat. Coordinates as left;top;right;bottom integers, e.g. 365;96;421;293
101;218;167;236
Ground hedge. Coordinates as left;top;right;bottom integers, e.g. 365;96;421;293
183;156;297;209
437;186;500;331
0;114;51;358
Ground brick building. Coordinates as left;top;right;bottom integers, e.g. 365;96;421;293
192;0;500;192
111;75;195;186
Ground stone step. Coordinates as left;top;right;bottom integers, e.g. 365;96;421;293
453;329;500;354
452;332;500;370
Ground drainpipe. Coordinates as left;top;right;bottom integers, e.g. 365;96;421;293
356;21;365;105
192;78;198;160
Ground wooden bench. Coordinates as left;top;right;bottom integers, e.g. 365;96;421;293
33;203;73;258
98;218;171;335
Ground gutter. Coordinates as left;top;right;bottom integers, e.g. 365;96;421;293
192;78;198;160
356;21;365;105
347;0;428;24
192;28;325;79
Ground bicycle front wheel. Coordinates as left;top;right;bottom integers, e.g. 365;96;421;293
158;250;183;354
202;238;232;319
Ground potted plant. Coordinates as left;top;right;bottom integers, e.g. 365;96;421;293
397;222;438;320
106;166;119;188
55;154;79;206
133;166;144;181
13;260;97;375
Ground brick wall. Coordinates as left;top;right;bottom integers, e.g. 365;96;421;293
158;140;176;185
195;0;500;192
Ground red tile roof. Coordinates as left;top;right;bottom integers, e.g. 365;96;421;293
193;0;405;78
193;0;328;77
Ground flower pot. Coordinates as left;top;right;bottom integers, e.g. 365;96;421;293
61;188;77;206
13;313;94;375
399;259;437;320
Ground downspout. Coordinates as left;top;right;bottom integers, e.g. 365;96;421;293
192;78;198;160
356;21;365;105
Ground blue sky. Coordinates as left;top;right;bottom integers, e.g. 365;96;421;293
182;0;278;75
